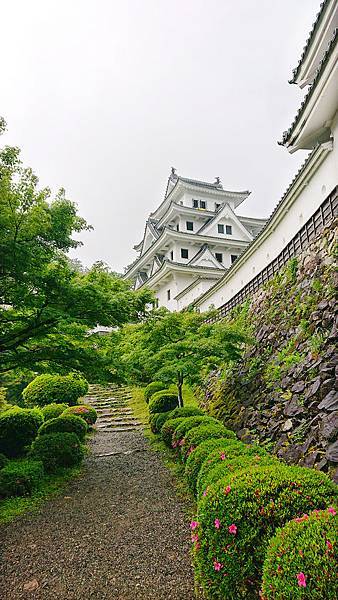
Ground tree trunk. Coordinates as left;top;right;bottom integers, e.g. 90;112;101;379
177;372;184;407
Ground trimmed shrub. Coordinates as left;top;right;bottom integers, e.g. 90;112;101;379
152;407;205;435
144;381;166;403
194;465;338;600
38;415;88;441
0;407;43;458
261;508;338;599
148;391;178;415
169;406;205;420
154;412;171;434
0;453;9;469
182;423;235;462
22;373;88;407
150;412;161;433
62;405;97;426
0;459;44;498
161;417;186;447
197;443;270;498
30;432;84;472
68;372;88;396
41;403;69;421
185;438;245;494
172;416;221;448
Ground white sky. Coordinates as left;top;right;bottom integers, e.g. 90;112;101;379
1;0;321;272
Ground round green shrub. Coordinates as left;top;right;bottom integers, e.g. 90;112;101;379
194;465;338;600
0;407;43;458
148;391;178;415
261;508;338;599
41;403;69;421
144;381;166;403
172;416;221;448
185;438;246;494
22;373;87;407
197;443;270;498
38;415;88;441
154;412;171;434
0;459;44;498
150;412;161;433
30;432;84;472
68;372;88;396
161;417;186;447
169;406;205;420
182;423;235;462
152;407;205;435
0;453;9;469
62;405;97;426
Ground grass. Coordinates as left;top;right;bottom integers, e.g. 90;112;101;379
0;465;82;525
129;384;198;514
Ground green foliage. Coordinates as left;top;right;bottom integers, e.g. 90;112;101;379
148;391;178;414
153;412;171;434
261;508;338;599
38;415;88;441
144;381;166;403
161;417;185;447
22;373;87;407
0;407;43;457
153;406;205;435
185;438;245;494
41;403;69;421
30;432;84;472
149;412;161;433
286;258;298;283
182;423;231;462
172;416;221;447
169;406;205;420
0;459;44;498
194;465;337;599
62;404;97;426
0;453;9;469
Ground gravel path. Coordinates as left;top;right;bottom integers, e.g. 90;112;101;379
0;387;196;600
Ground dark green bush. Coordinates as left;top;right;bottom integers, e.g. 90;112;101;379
30;432;84;472
161;417;186;447
261;508;338;599
154;412;171;434
150;412;161;433
0;407;43;458
172;416;221;448
197;443;270;498
194;465;338;600
182;423;235;462
62;405;97;425
41;403;69;421
0;459;44;498
185;438;245;494
169;406;205;420
0;453;9;469
38;415;88;441
148;391;178;415
144;381;166;403
22;373;88;407
68;372;88;396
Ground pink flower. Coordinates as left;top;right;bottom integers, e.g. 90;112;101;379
179;439;184;446
326;540;333;551
190;521;198;530
172;441;177;448
220;452;226;461
191;533;199;543
297;572;306;588
294;514;308;523
228;524;237;535
214;518;221;529
187;446;194;456
328;507;336;516
203;489;208;497
213;561;223;571
224;485;231;495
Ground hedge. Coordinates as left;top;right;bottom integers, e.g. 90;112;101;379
152;406;205;435
144;382;166;403
148;391;178;415
181;423;235;462
161;417;186;447
194;465;338;600
62;405;97;426
172;416;222;448
23;373;88;407
261;508;337;599
0;407;43;458
30;432;84;472
38;415;88;441
0;459;44;498
41;403;69;421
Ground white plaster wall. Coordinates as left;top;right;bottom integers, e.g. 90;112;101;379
197;145;337;312
177;279;220;311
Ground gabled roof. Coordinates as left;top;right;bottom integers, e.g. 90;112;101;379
188;244;225;269
196;202;253;241
280;29;337;147
140;219;160;255
289;0;333;84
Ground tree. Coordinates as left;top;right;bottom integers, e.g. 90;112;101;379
120;308;245;406
0;119;154;380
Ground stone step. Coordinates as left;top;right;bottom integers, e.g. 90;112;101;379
96;421;141;429
97;426;141;433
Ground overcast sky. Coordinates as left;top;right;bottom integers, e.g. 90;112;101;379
2;0;321;272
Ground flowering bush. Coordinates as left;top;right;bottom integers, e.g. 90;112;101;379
261;508;338;599
41;403;69;421
161;417;186;447
172;416;221;448
0;407;43;458
30;432;84;472
38;415;88;441
194;465;337;600
185;438;245;494
144;381;167;403
0;459;44;498
62;405;97;426
181;423;234;462
148;391;178;415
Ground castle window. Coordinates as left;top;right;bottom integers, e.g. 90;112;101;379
167;289;171;301
231;254;238;264
170;250;174;260
186;221;194;231
181;248;189;259
200;200;206;209
226;225;232;235
215;253;223;263
192;199;198;208
176;223;179;231
218;224;224;234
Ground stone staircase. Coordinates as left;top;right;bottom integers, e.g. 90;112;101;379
85;384;142;433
